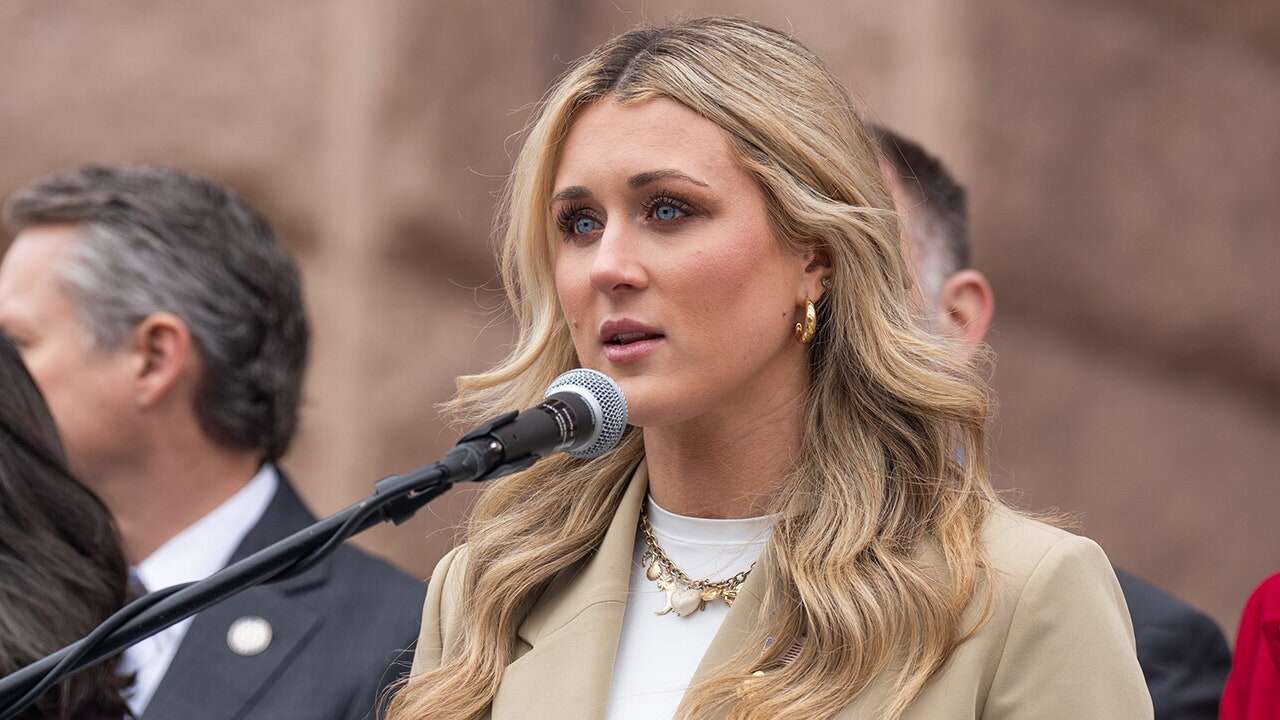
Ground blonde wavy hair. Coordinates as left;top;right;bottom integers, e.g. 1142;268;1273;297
388;16;996;720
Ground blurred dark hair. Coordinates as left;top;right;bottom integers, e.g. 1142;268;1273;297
2;165;310;462
870;124;970;273
0;333;131;719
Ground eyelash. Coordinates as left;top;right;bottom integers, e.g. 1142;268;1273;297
554;191;700;240
640;192;697;221
554;203;598;237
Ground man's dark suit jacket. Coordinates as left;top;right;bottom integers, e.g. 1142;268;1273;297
140;476;425;720
1117;569;1232;720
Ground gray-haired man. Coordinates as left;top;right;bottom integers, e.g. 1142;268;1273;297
872;126;1233;720
0;165;423;719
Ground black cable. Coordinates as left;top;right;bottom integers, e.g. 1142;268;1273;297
263;496;386;584
266;465;450;584
0;582;191;720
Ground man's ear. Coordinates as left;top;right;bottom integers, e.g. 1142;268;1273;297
936;269;995;358
128;313;195;408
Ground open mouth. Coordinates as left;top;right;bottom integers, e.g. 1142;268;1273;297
605;331;664;345
598;319;664;363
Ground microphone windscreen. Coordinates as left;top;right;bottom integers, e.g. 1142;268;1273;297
545;369;628;459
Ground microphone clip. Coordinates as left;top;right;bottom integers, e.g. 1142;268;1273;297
455;410;540;482
456;410;519;443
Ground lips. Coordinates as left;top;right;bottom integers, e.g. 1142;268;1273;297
599;318;664;365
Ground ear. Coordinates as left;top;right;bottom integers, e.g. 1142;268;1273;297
800;246;833;302
127;313;195;408
936;269;995;359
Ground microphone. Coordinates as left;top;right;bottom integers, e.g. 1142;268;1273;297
441;368;629;482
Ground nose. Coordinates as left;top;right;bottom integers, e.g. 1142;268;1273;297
589;221;647;295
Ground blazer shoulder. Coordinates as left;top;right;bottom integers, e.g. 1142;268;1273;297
979;504;1105;589
434;544;470;624
1244;571;1280;613
971;505;1152;718
313;543;426;660
329;542;425;599
409;544;470;676
431;543;470;603
974;504;1133;642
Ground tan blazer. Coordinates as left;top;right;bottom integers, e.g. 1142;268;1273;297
410;463;1153;718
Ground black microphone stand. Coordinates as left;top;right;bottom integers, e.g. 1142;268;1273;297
0;411;534;719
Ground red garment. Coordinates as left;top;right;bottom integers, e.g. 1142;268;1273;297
1222;572;1280;719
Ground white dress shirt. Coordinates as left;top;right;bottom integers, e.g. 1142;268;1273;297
118;464;279;717
605;496;773;719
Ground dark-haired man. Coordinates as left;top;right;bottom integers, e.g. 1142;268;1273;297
872;126;1232;720
0;166;423;719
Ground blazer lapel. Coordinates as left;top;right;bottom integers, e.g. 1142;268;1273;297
139;582;321;719
683;540;918;719
686;546;775;689
488;462;648;719
141;474;328;720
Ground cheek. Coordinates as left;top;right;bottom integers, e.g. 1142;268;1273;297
625;232;797;426
671;234;793;347
59;355;136;459
36;336;125;411
553;255;590;339
24;346;91;455
19;342;70;403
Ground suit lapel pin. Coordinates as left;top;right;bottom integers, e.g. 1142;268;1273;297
227;616;273;657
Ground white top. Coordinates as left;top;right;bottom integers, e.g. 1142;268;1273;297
605;496;774;719
118;464;279;717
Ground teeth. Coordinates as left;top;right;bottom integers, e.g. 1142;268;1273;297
609;332;656;345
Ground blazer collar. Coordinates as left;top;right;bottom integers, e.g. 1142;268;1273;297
229;470;328;594
140;581;321;719
491;462;645;717
688;532;774;686
514;461;648;647
494;460;778;718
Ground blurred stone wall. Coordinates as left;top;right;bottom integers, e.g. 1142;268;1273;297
0;1;1274;636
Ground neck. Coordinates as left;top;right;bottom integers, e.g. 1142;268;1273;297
94;439;263;565
642;362;807;519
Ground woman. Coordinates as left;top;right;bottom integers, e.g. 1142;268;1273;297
0;333;131;719
389;17;1150;719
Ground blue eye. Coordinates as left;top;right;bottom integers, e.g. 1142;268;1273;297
644;194;695;224
654;203;681;221
574;216;600;234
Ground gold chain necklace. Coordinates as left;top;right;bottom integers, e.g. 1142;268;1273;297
639;503;756;617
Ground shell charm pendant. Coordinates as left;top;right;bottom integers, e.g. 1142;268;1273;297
667;586;706;617
648;559;726;617
650;559;703;617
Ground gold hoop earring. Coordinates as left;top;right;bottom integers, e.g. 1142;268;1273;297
795;298;817;344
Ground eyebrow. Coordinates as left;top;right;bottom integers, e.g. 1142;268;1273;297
627;169;709;189
549;186;592;204
549;168;710;205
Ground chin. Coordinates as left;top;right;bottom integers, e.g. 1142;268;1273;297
606;372;700;429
